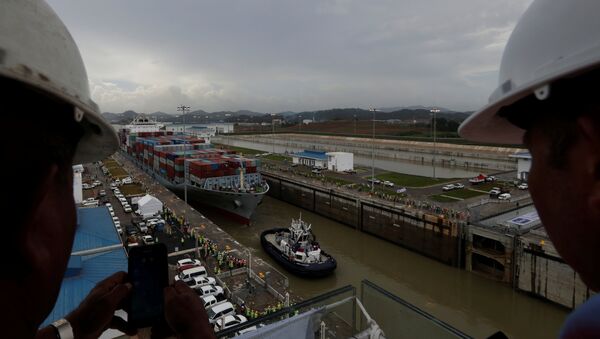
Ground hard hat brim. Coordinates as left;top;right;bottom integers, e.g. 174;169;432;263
0;68;119;164
459;59;600;145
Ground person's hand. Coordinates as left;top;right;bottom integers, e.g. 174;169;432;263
65;271;136;339
156;281;215;339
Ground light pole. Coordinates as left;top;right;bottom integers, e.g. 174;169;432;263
177;105;190;205
353;114;357;135
369;108;377;193
430;108;440;180
271;114;276;154
298;115;302;133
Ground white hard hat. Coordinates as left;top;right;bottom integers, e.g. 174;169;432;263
0;0;118;163
459;0;600;144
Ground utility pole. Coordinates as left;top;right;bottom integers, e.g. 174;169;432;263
369;108;377;193
177;104;190;205
298;115;302;133
353;114;357;135
430;108;440;180
271;114;276;154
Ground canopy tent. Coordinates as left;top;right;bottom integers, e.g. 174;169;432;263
136;194;163;218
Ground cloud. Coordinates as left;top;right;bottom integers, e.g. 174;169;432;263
47;0;533;113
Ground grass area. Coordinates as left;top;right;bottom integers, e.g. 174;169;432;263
372;172;457;188
323;175;353;186
443;189;487;199
214;144;262;155
103;158;130;179
263;154;291;162
429;194;462;203
120;183;145;197
107;166;129;179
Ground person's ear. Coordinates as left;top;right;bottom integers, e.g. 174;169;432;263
578;116;600;219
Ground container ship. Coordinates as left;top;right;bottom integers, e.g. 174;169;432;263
118;118;269;223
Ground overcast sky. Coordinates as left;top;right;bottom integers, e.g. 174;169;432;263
47;0;533;114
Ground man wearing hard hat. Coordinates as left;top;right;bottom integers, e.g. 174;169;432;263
459;1;600;337
0;1;213;338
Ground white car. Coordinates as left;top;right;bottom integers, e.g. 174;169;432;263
213;315;248;332
110;211;115;217
383;181;394;187
115;226;123;235
185;276;216;290
207;302;235;324
105;203;112;208
122;177;133;184
177;258;202;270
454;183;465;189
442;184;455;191
142;235;154;245
498;193;512;200
123;205;132;213
200;295;221;309
517;183;528;190
174;266;208;282
196;285;224;299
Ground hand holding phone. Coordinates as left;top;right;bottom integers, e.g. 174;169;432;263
128;243;168;328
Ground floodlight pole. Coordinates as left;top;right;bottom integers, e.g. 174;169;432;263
369;108;377;193
177;104;191;205
430;108;440;180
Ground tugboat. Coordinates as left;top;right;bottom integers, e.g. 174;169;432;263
260;215;337;278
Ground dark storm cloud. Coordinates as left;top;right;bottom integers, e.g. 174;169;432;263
47;0;532;113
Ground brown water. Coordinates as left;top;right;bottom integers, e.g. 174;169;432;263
197;196;568;339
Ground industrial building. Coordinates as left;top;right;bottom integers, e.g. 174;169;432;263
292;150;354;172
509;151;532;181
326;152;354;172
292;150;328;168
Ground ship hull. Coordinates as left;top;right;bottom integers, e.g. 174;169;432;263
130;156;268;224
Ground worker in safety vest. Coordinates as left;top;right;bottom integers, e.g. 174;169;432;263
458;1;600;337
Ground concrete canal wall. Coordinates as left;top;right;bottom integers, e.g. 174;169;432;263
264;170;591;310
221;134;524;171
465;223;591;309
263;171;464;266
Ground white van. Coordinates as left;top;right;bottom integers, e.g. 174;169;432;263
206;302;235;324
174;266;207;282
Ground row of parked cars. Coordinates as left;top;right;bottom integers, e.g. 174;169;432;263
112;186;133;213
173;258;255;333
442;183;465;191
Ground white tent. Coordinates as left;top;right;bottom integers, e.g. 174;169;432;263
136;194;163;218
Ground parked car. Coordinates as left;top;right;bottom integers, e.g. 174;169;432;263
311;169;321;174
498;193;512;200
174;266;208;282
485;176;497;182
197;285;224;299
122;177;133;184
442;184;455;191
489;189;501;197
454;183;465;189
200;295;222;309
517;183;528;190
185;276;216;290
396;187;407;194
105;202;112;208
177;258;202;270
383;181;394;187
142;235;154;245
213;315;248;333
126;226;138;236
123;205;132;213
99;190;106;197
206;302;235;324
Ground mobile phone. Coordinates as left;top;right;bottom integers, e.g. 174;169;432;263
128;243;168;328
